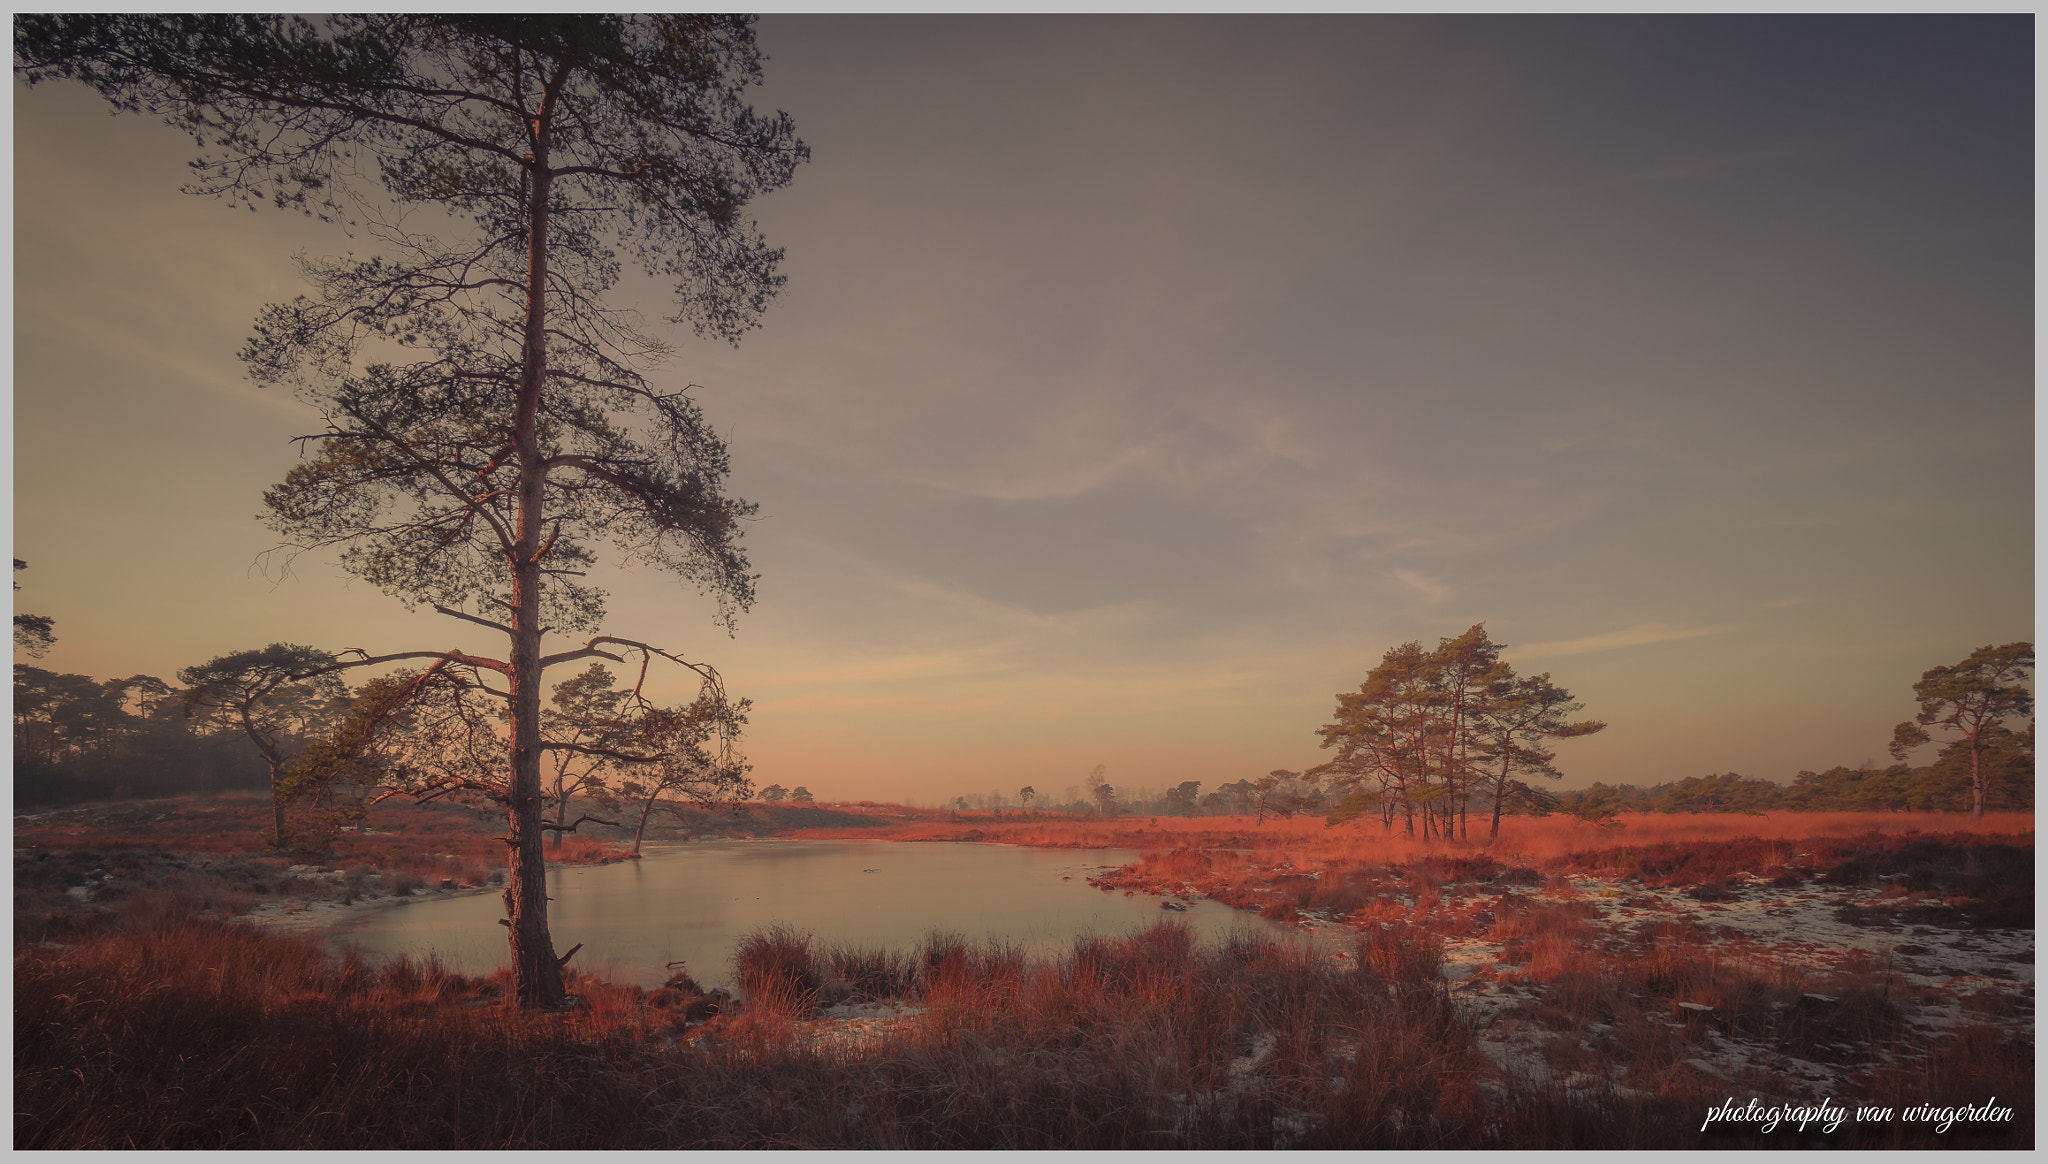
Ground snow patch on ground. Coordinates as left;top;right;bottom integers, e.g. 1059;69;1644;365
1411;875;2032;1102
798;1001;927;1054
243;883;494;933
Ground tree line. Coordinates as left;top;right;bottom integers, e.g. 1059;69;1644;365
947;628;1597;832
940;636;2031;828
1556;640;2033;820
1313;631;2033;827
937;764;1333;822
15;666;268;805
1558;751;2033;821
17;647;754;860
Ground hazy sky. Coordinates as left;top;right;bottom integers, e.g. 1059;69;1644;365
11;16;2033;804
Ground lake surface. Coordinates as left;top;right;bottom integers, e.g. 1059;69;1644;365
325;839;1299;991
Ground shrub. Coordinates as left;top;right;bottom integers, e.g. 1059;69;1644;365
733;923;823;1017
821;942;916;1003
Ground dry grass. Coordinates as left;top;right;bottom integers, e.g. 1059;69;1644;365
19;889;2027;1150
13;802;2033;1149
14;791;633;883
12;895;1503;1149
798;808;2030;855
802;811;2032;937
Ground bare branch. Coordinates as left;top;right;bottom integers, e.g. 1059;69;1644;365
540;813;623;834
296;647;512;679
432;604;514;635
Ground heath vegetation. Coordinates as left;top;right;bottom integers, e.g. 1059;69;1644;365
16;797;2032;1149
8;16;2031;1147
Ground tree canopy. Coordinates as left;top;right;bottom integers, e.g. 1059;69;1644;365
178;643;348;845
1316;624;1603;840
1890;642;2033;819
13;560;55;658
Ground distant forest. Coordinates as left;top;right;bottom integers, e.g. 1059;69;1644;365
941;749;2032;825
14;667;275;806
949;633;2033;825
1556;758;2033;819
17;652;2033;819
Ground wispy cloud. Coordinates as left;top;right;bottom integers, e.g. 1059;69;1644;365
1389;568;1449;604
24;311;315;422
894;438;1159;503
1521;623;1735;657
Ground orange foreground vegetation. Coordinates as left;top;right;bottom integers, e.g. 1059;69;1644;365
793;808;2034;861
20;794;2030;897
798;809;2035;930
14;797;2034;1149
26;792;2027;860
27;794;2025;893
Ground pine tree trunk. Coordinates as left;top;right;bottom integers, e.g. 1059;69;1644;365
1970;740;1987;819
269;758;287;847
1489;770;1506;842
504;85;566;1011
244;707;289;850
635;795;657;856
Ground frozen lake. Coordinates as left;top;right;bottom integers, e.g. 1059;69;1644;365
324;839;1298;990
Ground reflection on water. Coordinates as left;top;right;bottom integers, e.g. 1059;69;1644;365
325;839;1300;990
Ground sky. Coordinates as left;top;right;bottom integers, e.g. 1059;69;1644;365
11;16;2034;806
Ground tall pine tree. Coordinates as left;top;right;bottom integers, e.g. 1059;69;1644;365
19;15;805;1008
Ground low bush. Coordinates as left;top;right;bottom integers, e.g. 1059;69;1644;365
733;923;824;1017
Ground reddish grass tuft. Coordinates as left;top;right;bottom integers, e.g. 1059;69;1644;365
733;923;825;1017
